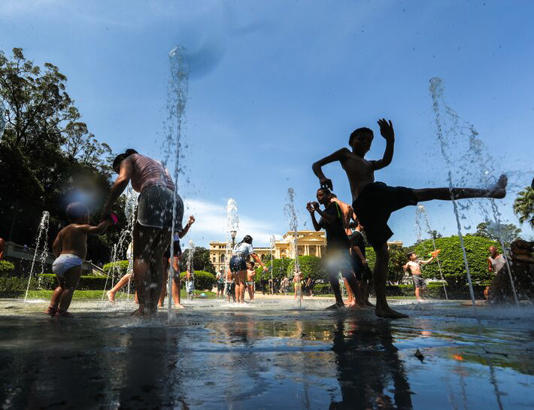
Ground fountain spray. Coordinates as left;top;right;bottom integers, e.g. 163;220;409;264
430;78;476;305
24;211;50;301
284;188;301;306
163;46;189;317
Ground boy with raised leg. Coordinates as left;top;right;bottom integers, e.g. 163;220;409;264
313;119;507;318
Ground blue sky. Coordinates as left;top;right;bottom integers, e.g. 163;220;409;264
1;0;533;247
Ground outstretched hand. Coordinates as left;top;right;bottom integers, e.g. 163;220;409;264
377;118;394;141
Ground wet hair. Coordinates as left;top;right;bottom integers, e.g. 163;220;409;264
240;235;253;245
248;261;255;267
317;187;333;197
407;252;416;259
349;127;373;146
112;148;138;172
66;202;89;222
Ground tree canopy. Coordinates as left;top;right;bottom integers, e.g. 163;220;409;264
0;48;120;262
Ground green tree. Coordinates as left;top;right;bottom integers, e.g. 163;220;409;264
287;255;324;286
365;244;407;284
411;235;500;287
513;185;534;229
180;247;216;274
260;257;292;281
0;48;117;262
474;221;521;245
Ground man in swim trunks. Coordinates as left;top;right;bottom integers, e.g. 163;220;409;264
313;119;507;318
307;188;360;310
403;252;435;301
47;202;110;317
103;149;184;315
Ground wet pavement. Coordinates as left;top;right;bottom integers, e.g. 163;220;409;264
1;297;533;409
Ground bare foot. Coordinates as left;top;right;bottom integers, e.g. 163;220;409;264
44;306;57;316
365;301;375;307
174;303;185;309
107;291;115;303
489;174;507;199
326;303;346;311
375;305;408;319
131;308;144;317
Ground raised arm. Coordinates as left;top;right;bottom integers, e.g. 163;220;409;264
251;253;267;271
76;220;111;235
178;215;195;238
306;202;322;231
370;119;395;170
312;148;349;189
420;256;434;265
102;158;133;217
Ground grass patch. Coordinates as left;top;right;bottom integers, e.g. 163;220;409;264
21;289;216;300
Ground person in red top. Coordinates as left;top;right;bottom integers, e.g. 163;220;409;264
102;149;184;316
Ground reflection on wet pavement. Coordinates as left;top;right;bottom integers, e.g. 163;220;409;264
0;298;533;409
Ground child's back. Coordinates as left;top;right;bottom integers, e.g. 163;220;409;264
55;224;89;260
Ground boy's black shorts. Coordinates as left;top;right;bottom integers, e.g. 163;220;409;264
353;182;417;247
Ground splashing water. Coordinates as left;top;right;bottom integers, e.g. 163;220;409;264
430;78;477;305
187;239;195;272
430;77;520;305
162;46;189;316
415;205;448;299
224;198;239;295
24;211;50;301
284;188;301;306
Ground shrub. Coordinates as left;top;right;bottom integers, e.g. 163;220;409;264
103;260;130;276
37;274;109;290
287;255;324;283
259;258;293;281
179;271;216;290
411;235;500;287
313;283;332;295
0;260;15;276
0;276;34;296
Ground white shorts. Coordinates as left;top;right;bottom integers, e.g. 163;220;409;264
52;254;83;277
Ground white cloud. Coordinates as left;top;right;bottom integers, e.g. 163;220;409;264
183;198;280;247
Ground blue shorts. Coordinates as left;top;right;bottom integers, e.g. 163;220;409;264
230;255;247;272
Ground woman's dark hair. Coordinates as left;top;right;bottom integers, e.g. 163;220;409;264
240;235;253;245
112;149;138;172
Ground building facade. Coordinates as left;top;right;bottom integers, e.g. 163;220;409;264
209;230;402;273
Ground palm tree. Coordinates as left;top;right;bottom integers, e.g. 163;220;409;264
513;184;534;228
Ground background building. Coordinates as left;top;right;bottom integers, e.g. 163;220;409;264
209;231;402;273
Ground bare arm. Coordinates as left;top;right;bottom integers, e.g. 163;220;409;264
370;119;395;170
102;158;133;217
178;216;195;238
251;253;267;270
420;256;434;265
312;148;349;189
75;220;111;234
307;202;322;231
403;263;409;273
52;231;63;257
352;245;367;264
487;257;493;272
